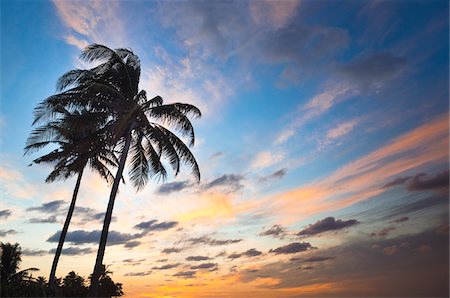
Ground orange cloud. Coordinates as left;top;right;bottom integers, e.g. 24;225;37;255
259;113;449;223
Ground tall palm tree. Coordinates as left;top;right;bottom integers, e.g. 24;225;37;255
25;108;119;287
36;44;201;296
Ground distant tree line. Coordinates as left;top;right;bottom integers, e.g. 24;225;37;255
0;242;123;297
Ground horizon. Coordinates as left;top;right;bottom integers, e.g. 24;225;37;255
0;0;449;297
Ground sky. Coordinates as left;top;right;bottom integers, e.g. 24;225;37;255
0;0;449;297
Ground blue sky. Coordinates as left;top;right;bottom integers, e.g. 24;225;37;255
1;1;449;297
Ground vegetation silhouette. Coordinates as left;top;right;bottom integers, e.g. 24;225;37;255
0;242;123;297
29;44;201;296
25;107;120;288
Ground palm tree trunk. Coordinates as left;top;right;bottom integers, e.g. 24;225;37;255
48;168;84;288
89;134;132;296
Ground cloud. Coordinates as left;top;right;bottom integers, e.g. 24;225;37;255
173;271;196;279
0;209;12;220
47;230;141;245
383;170;449;194
162;247;183;254
393;217;409;224
186;256;211;261
269;242;313;254
134;219;178;233
325;119;359;142
259;169;287;182
52;0;126;48
156;181;191;194
208;152;224;160
49;246;93;255
0;229;17;237
383;194;448;219
241;226;449;296
249;0;300;29
408;170;449;192
123;258;145;266
339;51;407;90
259;224;287;239
187;235;242;246
251;151;285;169
228;248;262;259
29;216;58;223
63;35;89;49
264;114;449;223
276;83;356;144
190;263;217;270
124;241;141;248
124;271;152;277
22;248;48;257
203;174;244;192
297;217;359;237
370;227;396;237
152;263;180;270
26;200;65;213
301;256;336;263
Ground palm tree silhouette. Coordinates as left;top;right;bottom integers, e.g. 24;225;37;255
25;107;119;288
0;242;39;295
33;44;201;296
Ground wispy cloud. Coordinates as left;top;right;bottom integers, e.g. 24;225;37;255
52;0;126;48
258;113;449;223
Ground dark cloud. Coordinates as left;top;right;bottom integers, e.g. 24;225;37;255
371;226;396;237
243;248;262;257
241;225;449;296
408;170;449;192
26;200;65;213
173;270;196;279
269;242;313;254
339;51;407;89
49;246;93;255
186;256;211;261
190;263;217;270
297;217;359;237
124;271;151;277
230;248;262;259
47;230;141;245
187;235;242;246
203;174;244;192
393;217;409;224
156;181;191;194
29;216;57;224
22;248;48;256
259;168;287;182
123;258;145;266
152;263;180;270
383;176;411;188
382;170;449;193
124;241;141;248
303;256;336;263
0;209;12;219
227;252;242;259
0;229;17;237
162;247;183;254
259;224;287;239
157;258;168;262
134;219;178;233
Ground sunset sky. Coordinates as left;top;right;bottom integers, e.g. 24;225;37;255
0;0;449;297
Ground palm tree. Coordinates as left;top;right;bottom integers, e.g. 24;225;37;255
25;107;119;288
35;44;201;296
0;242;39;296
